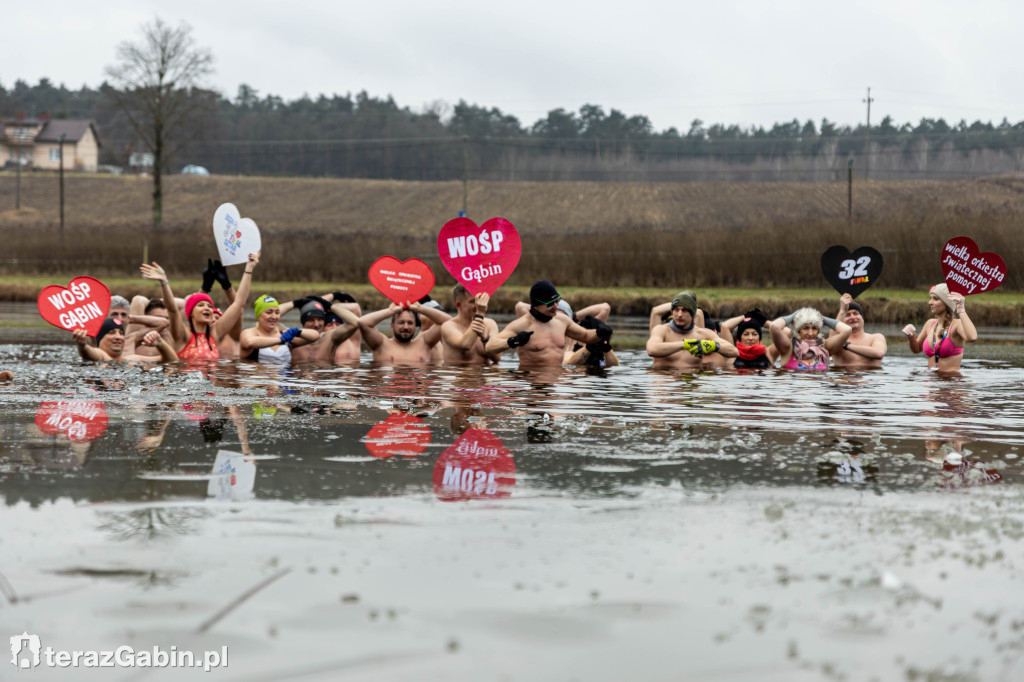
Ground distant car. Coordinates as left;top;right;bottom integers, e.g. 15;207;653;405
181;164;210;176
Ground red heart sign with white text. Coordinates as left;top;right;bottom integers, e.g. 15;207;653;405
941;236;1007;295
363;413;432;458
368;256;435;305
37;277;111;336
432;428;516;502
437;217;521;295
35;401;109;442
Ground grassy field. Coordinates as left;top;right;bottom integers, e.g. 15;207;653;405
1;173;1022;292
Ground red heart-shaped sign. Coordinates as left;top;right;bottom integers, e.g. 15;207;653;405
35;400;109;442
37;277;111;336
437;217;521;296
368;256;435;305
363;412;432;458
941;236;1007;295
432;428;516;501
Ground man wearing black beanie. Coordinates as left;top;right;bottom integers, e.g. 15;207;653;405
831;293;887;368
485;280;613;367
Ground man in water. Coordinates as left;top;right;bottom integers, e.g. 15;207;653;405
485;280;612;368
646;290;737;370
290;299;361;364
73;318;178;363
830;293;887;369
441;284;501;365
358;301;450;364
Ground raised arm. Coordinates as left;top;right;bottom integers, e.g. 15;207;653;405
822;318;853;354
769;317;793;358
328;305;361;345
135;330;179;363
358;305;399;350
72;329;108;362
409;301;452;348
140;262;187;347
949;294;978;345
649;302;672;331
213;252;259;339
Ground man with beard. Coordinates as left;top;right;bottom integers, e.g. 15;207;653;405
646;290;737;370
830;293;887;368
73;318;178;363
485;280;612;368
358;301;450;364
289;298;361;364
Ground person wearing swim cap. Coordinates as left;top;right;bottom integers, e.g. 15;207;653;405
288;298;361;365
241;295;321;364
901;283;977;372
831;294;887;369
441;284;502;365
647;290;736;370
486;280;613;368
358;298;451;365
140;251;260;363
72;317;178;363
770;306;852;371
720;308;778;369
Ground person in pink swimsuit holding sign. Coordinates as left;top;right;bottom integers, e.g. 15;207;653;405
770;307;852;371
901;283;977;372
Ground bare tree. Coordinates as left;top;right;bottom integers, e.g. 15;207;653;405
105;18;214;228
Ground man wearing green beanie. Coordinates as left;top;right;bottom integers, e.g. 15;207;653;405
646;290;737;370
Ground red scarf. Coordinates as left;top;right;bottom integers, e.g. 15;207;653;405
736;342;767;361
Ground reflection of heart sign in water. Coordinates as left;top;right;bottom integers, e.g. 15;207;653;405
941;236;1006;295
37;276;111;336
368;256;435;305
363;413;432;458
820;246;883;298
35;400;109;442
432;428;516;501
212;203;262;266
437;217;521;295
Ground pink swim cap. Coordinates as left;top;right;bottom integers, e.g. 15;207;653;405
185;293;215;321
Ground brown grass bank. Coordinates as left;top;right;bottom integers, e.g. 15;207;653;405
1;173;1022;291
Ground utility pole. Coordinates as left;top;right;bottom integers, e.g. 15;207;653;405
461;135;469;217
59;133;66;244
862;87;874;180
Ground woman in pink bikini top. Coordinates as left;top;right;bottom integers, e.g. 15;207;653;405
140;252;260;364
901;283;977;372
769;307;852;371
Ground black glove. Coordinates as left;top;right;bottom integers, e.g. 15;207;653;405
212;260;232;290
333;291;356;304
292;296;313;309
507;331;533;348
584;342;607;367
581;315;613;341
744;308;768;328
311;295;333;311
201;259;217;293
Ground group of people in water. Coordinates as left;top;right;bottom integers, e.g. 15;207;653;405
46;251;978;375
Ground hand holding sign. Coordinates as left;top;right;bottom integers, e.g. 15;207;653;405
37;277;111;336
941;236;1006;295
821;246;883;298
438;217;521;295
213;203;262;266
368;256;435;305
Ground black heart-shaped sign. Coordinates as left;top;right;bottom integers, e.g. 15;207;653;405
820;246;883;298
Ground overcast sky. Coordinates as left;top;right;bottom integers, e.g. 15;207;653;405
3;0;1022;132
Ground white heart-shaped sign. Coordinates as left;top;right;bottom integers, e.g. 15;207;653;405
212;203;262;266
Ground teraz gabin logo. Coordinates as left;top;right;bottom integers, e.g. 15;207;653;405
10;632;41;670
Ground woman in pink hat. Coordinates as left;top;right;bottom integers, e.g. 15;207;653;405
140;251;259;362
901;283;977;372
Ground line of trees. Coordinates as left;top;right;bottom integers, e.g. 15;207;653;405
7;67;1024;183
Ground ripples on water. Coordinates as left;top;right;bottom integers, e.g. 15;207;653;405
2;339;1023;681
